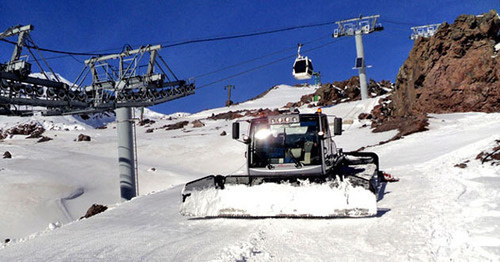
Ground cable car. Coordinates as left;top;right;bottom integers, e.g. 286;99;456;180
292;44;313;80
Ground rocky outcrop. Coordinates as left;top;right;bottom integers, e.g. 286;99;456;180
207;108;280;120
191;120;205;128
80;204;108;219
288;77;393;108
139;118;155;126
393;10;500;117
165;121;189;130
0;122;45;139
37;136;53;143
476;140;500;165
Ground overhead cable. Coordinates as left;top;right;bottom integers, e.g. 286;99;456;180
196;38;346;90
162;20;337;48
0;38;112;57
193;34;331;79
0;19;338;60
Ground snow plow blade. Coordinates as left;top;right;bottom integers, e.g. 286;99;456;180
180;152;381;218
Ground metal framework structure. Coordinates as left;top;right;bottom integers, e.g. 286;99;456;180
410;24;442;40
313;71;321;86
1;25;195;201
333;15;383;100
0;25;195;116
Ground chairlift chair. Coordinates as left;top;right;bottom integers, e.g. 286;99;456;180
292;44;313;80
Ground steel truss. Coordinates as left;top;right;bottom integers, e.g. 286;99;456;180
0;25;195;116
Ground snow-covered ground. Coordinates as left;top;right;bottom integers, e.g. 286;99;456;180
0;84;498;261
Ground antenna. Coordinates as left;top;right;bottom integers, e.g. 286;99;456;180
333;15;383;100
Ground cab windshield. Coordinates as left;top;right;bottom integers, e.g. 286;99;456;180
249;120;321;168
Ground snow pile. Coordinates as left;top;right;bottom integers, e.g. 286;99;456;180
180;179;377;217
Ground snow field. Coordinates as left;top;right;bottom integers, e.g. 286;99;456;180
0;85;498;261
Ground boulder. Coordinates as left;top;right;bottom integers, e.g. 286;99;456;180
77;134;91;142
80;204;108;219
192;120;205;128
37;136;53;143
3;151;12;159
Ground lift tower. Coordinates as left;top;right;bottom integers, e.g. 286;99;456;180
410;24;442;40
333;15;383;100
224;84;234;106
1;25;195;201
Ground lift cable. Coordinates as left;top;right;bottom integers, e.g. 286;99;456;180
27;36;61;82
196;37;347;90
0;17;434;64
161;20;337;49
379;18;418;27
193;34;331;80
0;19;338;61
0;38;113;57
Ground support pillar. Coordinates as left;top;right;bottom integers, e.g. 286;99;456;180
355;31;368;100
116;107;136;201
225;85;234;106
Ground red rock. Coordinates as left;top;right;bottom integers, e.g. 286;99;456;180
392;10;500;117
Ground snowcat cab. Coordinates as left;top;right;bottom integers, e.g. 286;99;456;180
180;110;384;218
239;113;333;180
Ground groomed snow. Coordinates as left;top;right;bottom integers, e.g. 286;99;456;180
0;84;498;261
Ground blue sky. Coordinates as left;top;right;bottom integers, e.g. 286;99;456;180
0;1;497;114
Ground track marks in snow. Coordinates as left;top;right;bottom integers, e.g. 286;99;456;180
217;226;271;262
394;137;500;261
57;187;84;222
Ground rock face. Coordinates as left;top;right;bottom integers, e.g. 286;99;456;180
207;108;280;121
393;10;500;117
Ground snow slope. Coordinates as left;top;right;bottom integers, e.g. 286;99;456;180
0;84;499;261
190;84;320;119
